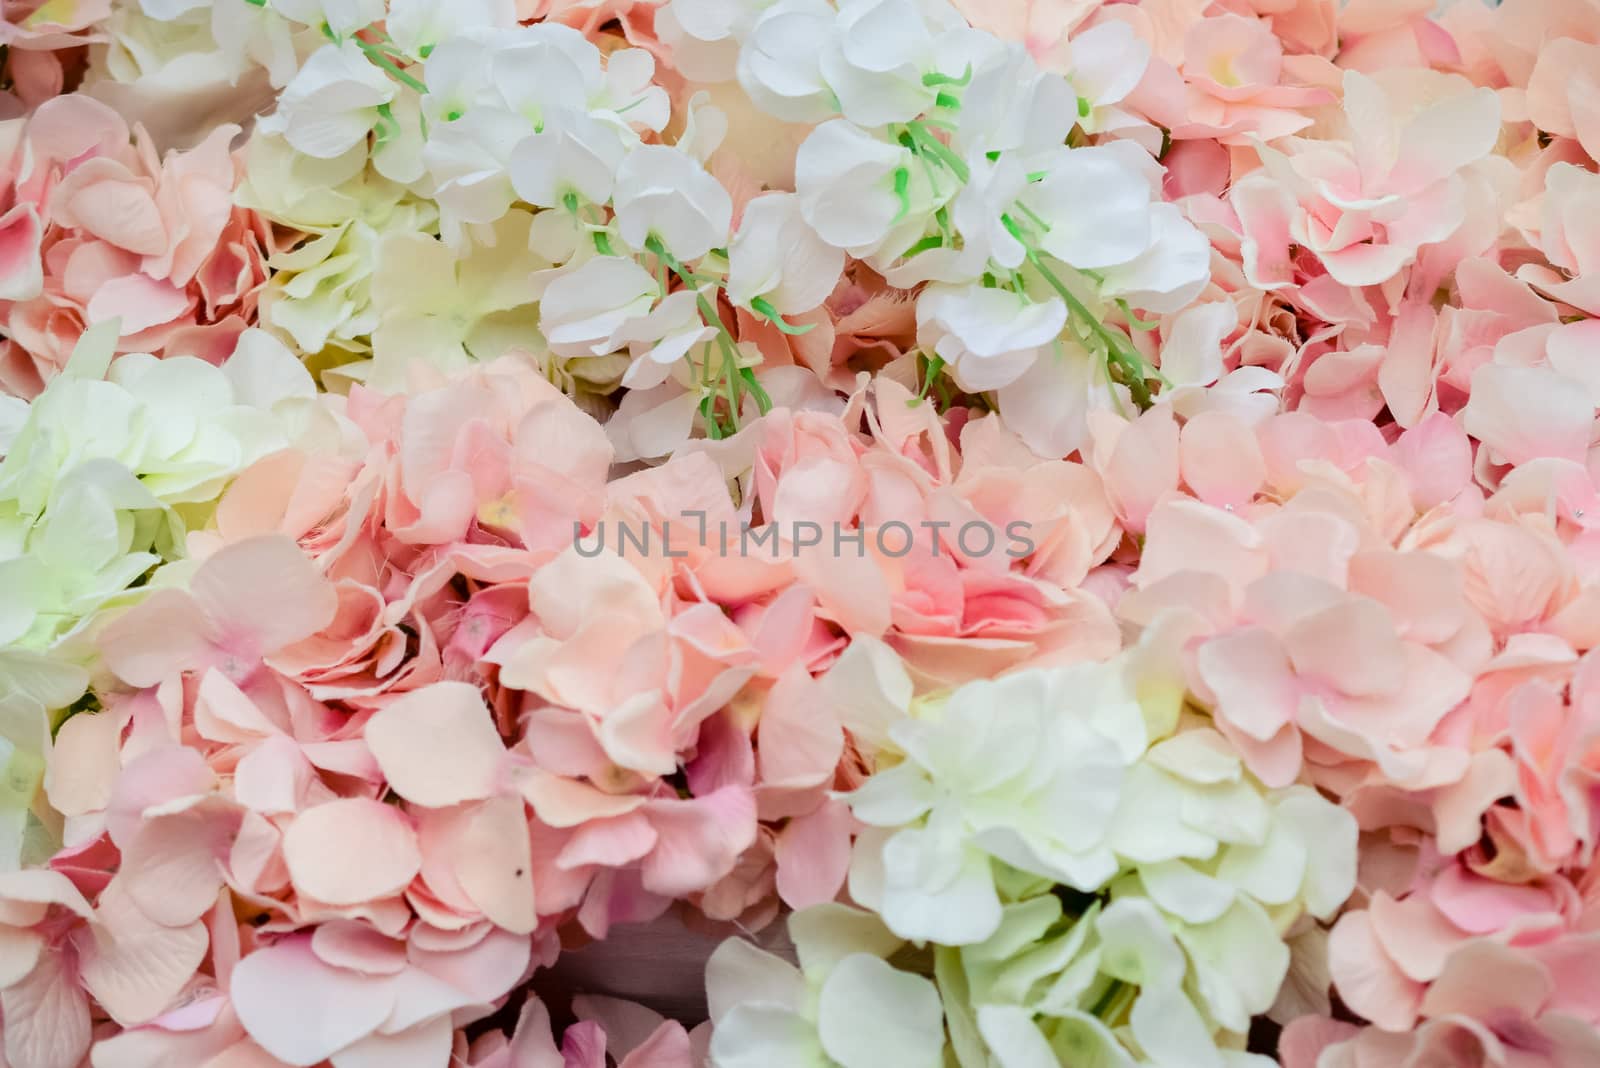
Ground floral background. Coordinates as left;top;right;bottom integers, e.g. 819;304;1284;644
0;0;1598;1066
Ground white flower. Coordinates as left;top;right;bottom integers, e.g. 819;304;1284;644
706;904;946;1068
267;40;396;159
846;665;1132;944
1020;145;1158;270
386;0;514;59
271;0;385;38
488;23;605;123
657;0;774;83
367;210;546;386
615;290;718;390
952;38;1078;161
599;48;672;134
509;110;632;209
209;0;300;88
1065;20;1153;138
419;108;530;244
796;119;939;257
916;284;1066;392
727;193;844;316
819;0;963;127
736;0;836;124
1096;202;1212;315
991;335;1101;459
539;256;662;358
613;145;733;262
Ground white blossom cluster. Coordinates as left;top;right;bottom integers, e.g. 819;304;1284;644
666;0;1213;455
136;0;1209;457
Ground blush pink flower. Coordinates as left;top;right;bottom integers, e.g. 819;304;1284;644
1231;70;1503;289
0;95;271;396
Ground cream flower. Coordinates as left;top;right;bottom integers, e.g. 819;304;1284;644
612;144;733;262
727;192;844;316
262;39;396;159
706;904;947;1068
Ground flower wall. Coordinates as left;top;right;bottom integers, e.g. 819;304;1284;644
0;0;1598;1066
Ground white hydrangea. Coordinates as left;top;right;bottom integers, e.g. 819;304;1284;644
812;638;1357;1066
706;904;947;1068
0;326;317;720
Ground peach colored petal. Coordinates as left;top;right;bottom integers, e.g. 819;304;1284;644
283;799;422;907
454;796;537;934
1327;911;1424;1032
756;667;844;790
774;799;854;910
73;878;208;1026
365;682;506;808
1;947;91;1068
311;921;408;977
230;936;396;1066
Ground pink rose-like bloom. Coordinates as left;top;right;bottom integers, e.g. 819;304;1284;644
0;94;271;396
1231;69;1504;290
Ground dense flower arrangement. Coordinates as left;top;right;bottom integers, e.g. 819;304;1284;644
0;0;1598;1064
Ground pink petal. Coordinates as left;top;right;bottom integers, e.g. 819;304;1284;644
200;536;340;660
121;800;239;927
774;799;854;910
0;203;43;301
364;682;506;808
1;948;91;1068
283;799;422;906
1195;628;1298;741
1327;911;1423;1032
1461;364;1593;467
99;588;213;688
73;877;209;1026
1283;597;1405;698
230;936;396;1066
1179;411;1265;509
311;921;408;976
329;1016;452;1068
407;926;532;1005
1391;411;1470;510
640;786;758;898
454;796;537;934
86;274;191;336
756;667;844;790
618;1021;694;1068
557;813;660;870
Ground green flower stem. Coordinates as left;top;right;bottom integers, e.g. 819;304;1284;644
354;35;428;95
903;121;969;182
645;236;773;435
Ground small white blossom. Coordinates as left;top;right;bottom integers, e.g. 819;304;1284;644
266;40;395;159
612;145;733;262
727;192;843;316
916;283;1066;392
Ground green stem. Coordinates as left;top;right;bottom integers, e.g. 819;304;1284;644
647;237;772;433
904;121;969;183
355;36;428;94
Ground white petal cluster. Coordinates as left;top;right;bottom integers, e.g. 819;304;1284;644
0;327;317;708
242;0;1206;455
706;904;946;1068
791;638;1359;1067
680;0;1211;456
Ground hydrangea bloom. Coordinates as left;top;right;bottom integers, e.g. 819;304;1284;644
2;0;1600;1064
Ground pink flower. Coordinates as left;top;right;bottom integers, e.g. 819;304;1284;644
1231;70;1502;289
0;96;271;395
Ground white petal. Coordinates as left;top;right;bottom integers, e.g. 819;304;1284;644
817;955;944;1068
